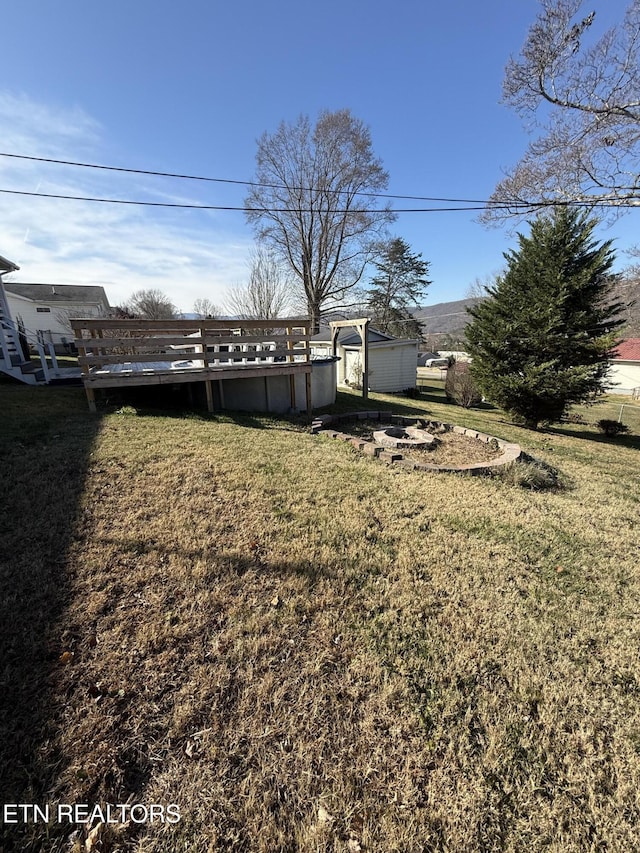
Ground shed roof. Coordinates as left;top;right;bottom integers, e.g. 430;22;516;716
614;339;640;361
311;326;398;345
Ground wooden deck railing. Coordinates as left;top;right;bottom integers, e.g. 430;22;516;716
71;317;313;412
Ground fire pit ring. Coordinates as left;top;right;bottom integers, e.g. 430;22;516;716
372;425;438;450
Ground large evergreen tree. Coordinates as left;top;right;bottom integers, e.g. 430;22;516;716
466;207;624;428
366;237;430;338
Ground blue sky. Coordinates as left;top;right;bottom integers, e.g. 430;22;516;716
0;0;637;313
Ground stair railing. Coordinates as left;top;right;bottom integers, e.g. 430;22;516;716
0;314;51;381
0;319;12;365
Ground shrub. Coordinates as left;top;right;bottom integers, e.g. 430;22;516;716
445;361;482;408
596;419;630;437
497;460;559;490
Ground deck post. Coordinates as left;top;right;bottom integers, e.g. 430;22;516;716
218;379;225;409
205;378;214;413
264;376;271;412
86;387;97;413
73;324;97;412
287;326;297;411
305;369;312;417
289;374;296;411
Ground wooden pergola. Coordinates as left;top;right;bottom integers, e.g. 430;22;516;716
329;318;370;399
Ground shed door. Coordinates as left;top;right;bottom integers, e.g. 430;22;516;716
345;349;363;386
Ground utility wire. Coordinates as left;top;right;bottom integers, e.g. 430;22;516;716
1;153;636;211
0;151;524;205
0;187;508;213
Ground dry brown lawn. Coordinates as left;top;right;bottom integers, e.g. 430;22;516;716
1;384;639;852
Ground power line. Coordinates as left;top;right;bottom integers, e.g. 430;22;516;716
0;187;502;213
0;150;531;206
3;186;634;213
0;152;636;211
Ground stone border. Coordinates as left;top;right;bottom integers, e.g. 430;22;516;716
311;411;522;474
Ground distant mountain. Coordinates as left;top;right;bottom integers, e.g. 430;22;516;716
413;281;640;347
414;297;483;348
615;276;640;338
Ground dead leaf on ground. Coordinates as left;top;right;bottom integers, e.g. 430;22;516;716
317;805;333;827
85;822;103;852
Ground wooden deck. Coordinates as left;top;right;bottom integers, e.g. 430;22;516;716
71;318;313;413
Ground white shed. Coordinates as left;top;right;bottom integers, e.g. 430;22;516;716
311;325;418;393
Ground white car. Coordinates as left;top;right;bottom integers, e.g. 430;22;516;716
424;357;450;368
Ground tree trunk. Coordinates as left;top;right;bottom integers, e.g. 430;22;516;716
307;300;322;336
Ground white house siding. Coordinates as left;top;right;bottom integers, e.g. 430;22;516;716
607;361;640;395
366;343;418;392
6;294;106;345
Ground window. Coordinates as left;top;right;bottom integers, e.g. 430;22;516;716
36;307;51;313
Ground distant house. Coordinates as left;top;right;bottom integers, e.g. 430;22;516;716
311;325;418;392
608;339;640;397
4;283;110;349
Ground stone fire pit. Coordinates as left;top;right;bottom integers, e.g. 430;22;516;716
311;411;523;474
372;425;438;450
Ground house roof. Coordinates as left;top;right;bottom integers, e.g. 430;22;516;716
4;282;110;306
614;339;640;361
0;255;19;273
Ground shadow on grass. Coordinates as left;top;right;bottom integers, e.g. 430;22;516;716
108;404;308;434
318;390;432;417
546;424;640;450
0;387;101;848
320;389;501;420
95;383;309;432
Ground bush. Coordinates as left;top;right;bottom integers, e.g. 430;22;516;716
496;460;560;490
596;419;630;437
445;361;482;408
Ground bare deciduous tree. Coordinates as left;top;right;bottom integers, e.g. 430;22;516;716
465;271;502;299
125;289;177;319
225;247;293;320
193;297;220;319
483;0;640;223
245;109;395;331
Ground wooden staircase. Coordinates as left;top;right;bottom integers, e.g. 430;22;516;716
0;271;46;385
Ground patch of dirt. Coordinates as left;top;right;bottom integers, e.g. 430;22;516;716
402;431;502;466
